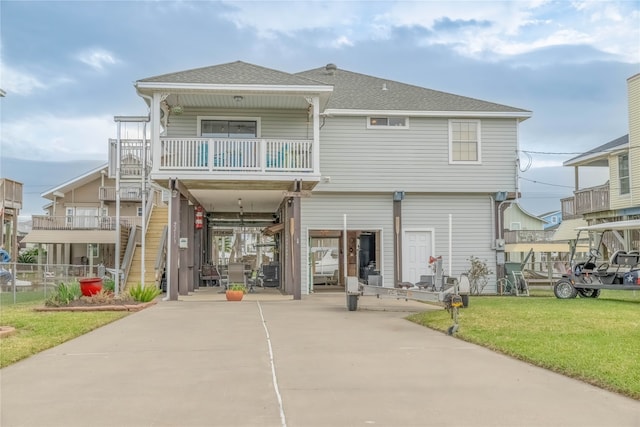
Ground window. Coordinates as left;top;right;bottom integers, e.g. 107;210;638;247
137;207;143;217
618;153;630;195
199;119;258;138
65;207;74;227
88;244;99;258
367;117;408;128
449;120;481;163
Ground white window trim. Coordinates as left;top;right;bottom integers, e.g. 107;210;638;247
618;153;630;196
197;116;262;138
366;116;409;129
448;119;482;164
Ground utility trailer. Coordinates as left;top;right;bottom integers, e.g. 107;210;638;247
554;219;640;299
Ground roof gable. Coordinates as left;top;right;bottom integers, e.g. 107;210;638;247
564;134;628;167
41;164;108;199
138;61;326;87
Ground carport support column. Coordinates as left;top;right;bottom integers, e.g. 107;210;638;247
393;191;404;286
179;198;190;296
286;181;302;300
167;179;180;301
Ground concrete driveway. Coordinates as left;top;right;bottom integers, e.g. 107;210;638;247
1;291;639;427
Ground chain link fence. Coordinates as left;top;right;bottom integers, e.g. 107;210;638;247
0;263;109;305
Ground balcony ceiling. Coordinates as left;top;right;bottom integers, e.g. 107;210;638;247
166;92;317;111
191;189;284;213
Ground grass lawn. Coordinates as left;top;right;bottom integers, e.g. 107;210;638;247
408;288;640;400
0;293;130;368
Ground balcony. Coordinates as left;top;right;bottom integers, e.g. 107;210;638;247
32;215;142;231
99;186;143;202
504;230;556;244
561;183;610;219
158;137;314;173
0;178;23;211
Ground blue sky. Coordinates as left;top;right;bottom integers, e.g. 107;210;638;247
1;0;639;216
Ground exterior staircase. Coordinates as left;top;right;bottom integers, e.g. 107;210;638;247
125;206;168;289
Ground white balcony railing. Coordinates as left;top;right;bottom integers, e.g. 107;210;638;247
159;138;313;172
31;215;142;231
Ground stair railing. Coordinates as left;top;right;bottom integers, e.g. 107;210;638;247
155;225;168;287
120;225;139;289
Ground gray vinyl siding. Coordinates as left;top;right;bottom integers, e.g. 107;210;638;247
301;192;498;294
402;193;498;293
301;194;393;292
166;108;311;139
313;116;519;193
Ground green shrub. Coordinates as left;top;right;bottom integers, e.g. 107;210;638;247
127;284;161;302
228;283;247;293
102;278;115;293
45;281;81;307
17;248;46;264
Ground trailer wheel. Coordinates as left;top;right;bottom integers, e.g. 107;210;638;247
554;280;577;299
347;294;358;311
461;294;469;308
577;288;601;298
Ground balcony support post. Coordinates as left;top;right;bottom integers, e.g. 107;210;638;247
311;96;320;174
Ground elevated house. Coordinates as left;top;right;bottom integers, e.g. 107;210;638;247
503;202;570;282
0;178;23;260
121;61;532;299
562;73;640;253
22;164;164;287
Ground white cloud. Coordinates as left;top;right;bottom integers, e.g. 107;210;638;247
1;114;115;161
0;65;48;96
216;1;639;63
219;1;361;38
75;48;119;71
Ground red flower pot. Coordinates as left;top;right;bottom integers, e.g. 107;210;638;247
79;277;103;296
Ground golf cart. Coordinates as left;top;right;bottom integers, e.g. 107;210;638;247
554;219;640;299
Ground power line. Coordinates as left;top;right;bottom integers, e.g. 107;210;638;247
521;144;639;156
519;177;574;189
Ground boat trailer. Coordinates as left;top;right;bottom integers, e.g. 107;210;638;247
346;274;470;335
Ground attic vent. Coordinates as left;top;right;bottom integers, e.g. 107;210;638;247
382;83;388;91
325;63;337;74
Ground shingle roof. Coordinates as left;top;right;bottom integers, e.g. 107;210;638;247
296;64;530;113
564;134;629;165
137;61;530;114
138;61;326;87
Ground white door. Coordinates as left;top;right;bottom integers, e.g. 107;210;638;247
403;231;432;284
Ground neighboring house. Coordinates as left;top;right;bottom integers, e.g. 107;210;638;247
503;202;548;233
502;202;569;278
562;73;640;252
563;74;640;223
22;164;148;268
114;61;532;298
0;178;23;260
539;210;562;230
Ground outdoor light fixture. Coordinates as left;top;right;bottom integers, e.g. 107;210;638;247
234;95;243;102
